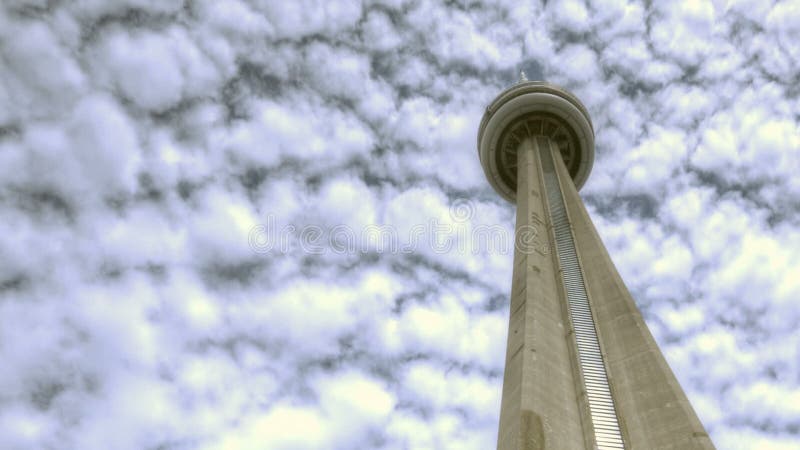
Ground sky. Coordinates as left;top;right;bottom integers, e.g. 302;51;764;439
0;0;799;449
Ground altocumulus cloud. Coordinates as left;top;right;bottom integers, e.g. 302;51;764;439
0;0;799;449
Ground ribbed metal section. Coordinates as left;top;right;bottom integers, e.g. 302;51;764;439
540;140;626;449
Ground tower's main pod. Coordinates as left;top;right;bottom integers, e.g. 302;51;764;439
478;82;715;450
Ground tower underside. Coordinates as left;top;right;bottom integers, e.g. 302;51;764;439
497;136;715;450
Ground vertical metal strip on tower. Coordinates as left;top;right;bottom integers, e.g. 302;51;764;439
539;138;626;450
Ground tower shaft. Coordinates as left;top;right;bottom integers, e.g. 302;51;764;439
498;137;586;449
497;137;715;450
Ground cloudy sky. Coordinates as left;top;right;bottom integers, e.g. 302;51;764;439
1;0;799;449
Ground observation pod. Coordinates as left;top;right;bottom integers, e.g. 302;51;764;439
478;81;595;202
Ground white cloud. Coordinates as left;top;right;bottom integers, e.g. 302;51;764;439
0;19;85;121
361;9;403;52
620;126;687;195
692;87;800;198
714;428;800;450
380;296;506;369
188;187;261;265
226;97;373;169
591;0;647;39
403;361;500;421
68;0;184;18
730;380;800;425
213;405;330;450
0;93;141;208
663;186;715;230
91;27;221;111
317;371;396;428
254;0;364;39
231;270;399;358
386;410;494;450
195;0;272;38
650;0;717;67
303;42;373;100
315;176;377;230
212;371;394;450
559;44;600;84
0;404;55;450
405;4;519;70
550;0;591;33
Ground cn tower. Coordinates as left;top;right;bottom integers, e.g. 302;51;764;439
478;80;716;450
